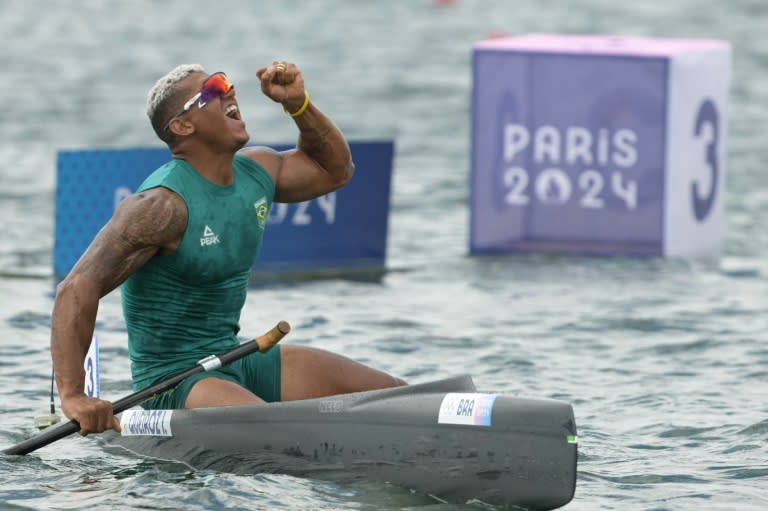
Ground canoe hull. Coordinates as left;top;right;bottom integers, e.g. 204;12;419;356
106;375;577;510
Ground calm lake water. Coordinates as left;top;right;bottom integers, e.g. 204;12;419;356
1;0;767;509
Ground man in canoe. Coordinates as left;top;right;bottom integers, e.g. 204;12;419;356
50;61;406;435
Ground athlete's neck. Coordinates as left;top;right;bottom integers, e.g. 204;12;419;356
171;149;236;186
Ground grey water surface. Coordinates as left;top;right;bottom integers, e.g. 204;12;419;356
1;1;766;509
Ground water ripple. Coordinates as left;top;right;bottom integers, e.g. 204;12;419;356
1;1;767;510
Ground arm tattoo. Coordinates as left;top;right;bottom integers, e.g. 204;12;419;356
298;124;354;181
78;191;186;295
298;125;333;159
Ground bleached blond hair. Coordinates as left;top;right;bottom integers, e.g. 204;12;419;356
146;64;206;142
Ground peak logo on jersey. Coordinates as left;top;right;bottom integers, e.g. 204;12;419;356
254;197;269;229
200;225;220;246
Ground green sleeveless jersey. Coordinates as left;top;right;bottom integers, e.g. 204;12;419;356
121;154;275;391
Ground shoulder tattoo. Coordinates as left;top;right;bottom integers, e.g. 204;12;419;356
118;189;187;249
73;189;187;291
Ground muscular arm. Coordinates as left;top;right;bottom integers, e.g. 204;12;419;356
243;63;355;203
51;187;186;434
243;104;355;203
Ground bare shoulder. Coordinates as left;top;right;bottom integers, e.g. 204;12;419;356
240;146;284;180
63;187;188;295
112;186;187;248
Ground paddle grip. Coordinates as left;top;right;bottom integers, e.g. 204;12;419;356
257;320;291;350
217;321;290;367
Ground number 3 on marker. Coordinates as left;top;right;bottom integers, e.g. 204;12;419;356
691;99;719;222
84;335;100;398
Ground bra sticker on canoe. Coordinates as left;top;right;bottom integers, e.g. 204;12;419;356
120;409;173;436
438;393;497;426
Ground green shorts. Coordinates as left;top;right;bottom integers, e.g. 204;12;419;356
140;346;282;410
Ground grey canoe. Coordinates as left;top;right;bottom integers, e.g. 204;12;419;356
106;375;578;510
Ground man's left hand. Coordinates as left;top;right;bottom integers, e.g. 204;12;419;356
256;61;306;113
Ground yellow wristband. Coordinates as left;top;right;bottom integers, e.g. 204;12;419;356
285;91;310;117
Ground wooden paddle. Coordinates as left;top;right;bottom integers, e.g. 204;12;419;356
2;321;290;456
